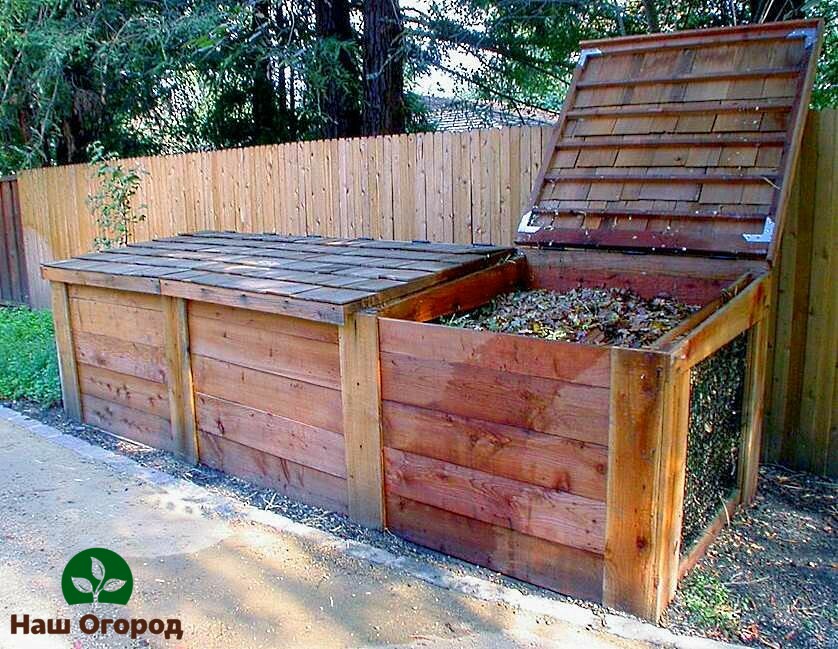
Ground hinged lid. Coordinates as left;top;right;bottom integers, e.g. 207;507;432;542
517;20;822;261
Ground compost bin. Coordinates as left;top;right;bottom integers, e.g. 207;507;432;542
43;19;822;623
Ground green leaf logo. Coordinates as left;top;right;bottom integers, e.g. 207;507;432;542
61;548;133;606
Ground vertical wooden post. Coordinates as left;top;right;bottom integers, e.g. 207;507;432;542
603;348;673;621
50;281;82;421
339;310;385;528
739;313;770;504
161;296;198;464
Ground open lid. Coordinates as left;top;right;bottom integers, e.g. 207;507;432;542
517;20;823;261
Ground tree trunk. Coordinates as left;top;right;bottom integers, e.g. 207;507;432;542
362;0;406;136
315;0;362;138
642;0;660;32
252;0;278;144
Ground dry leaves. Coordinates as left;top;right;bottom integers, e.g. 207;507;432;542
441;287;699;348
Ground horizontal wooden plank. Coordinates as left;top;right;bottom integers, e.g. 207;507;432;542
42;266;162;294
74;331;166;384
160;278;346;324
380;352;609;445
67;284;162;311
78;364;170;419
382;401;607;501
82;394;175;452
379;319;610;388
189;315;340;390
377;259;524;321
188;300;339;344
387;496;604;602
70;297;164;347
191;355;343;434
196;394;346;479
199;431;348;514
384;448;606;553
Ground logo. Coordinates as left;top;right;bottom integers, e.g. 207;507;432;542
61;548;133;606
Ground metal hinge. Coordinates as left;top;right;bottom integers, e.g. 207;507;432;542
743;217;775;243
787;27;818;49
518;210;540;234
578;48;602;67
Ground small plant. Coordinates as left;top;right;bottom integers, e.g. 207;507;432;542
681;571;740;636
86;142;147;251
71;556;127;605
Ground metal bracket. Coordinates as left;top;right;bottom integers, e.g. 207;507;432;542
578;48;602;68
743;217;775;243
787;27;818;49
518;210;540;234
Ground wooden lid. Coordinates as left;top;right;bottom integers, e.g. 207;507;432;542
41;232;513;324
517;20;822;260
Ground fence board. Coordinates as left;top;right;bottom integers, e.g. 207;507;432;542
13;115;837;476
0;177;27;305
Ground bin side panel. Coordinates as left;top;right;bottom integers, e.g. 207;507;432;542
188;303;348;512
68;285;175;452
380;318;609;600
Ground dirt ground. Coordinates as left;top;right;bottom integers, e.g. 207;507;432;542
665;465;837;649
6;398;837;648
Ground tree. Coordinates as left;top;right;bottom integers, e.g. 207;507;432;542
362;0;407;135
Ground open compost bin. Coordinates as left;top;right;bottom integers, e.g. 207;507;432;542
43;20;821;623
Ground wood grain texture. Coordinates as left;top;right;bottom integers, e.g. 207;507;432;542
73;332;166;384
78;363;170;419
380;352;609;445
339;311;385;528
82;394;174;451
385;448;606;553
50;282;81;420
189;313;340;390
603;349;668;620
191;354;343;434
379;318;610;388
162;296;198;464
70;296;164;346
199;431;348;514
196;393;346;478
387;495;604;602
382;401;607;501
740;315;770;503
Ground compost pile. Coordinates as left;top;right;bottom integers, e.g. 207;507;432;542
681;333;748;550
440;287;699;348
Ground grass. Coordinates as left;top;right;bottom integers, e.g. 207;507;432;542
0;306;61;406
680;570;740;635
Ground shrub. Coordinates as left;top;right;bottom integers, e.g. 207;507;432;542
0;307;61;406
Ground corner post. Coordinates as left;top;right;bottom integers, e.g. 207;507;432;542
604;348;682;621
161;296;198;464
50;281;82;421
339;309;385;528
739;312;770;504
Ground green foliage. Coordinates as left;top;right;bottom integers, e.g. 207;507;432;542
0;307;61;406
681;571;740;634
86;142;147;251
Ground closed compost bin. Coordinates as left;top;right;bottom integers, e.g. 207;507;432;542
43;19;821;623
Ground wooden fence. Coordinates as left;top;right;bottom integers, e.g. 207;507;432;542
0;176;27;305
14;114;838;476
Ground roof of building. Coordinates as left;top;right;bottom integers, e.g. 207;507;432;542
421;95;556;131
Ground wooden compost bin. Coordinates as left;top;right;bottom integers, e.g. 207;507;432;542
42;233;513;521
375;19;822;621
42;20;821;625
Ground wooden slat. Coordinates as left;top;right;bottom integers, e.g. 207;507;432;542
78;363;170;419
191;355;343;434
385;448;606;553
387;496;604;602
556;133;786;148
576;66;800;89
195;393;346;479
382;401;607;501
379;318;610;388
74;332;166;384
51;282;82;420
70;296;164;347
380;352;610;445
82;394;175;452
199;431;348;514
339;311;385;528
739;315;770;503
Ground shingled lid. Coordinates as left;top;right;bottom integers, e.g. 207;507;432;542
517;20;823;260
41;232;514;324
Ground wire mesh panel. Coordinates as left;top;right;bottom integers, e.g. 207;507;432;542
681;332;749;551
